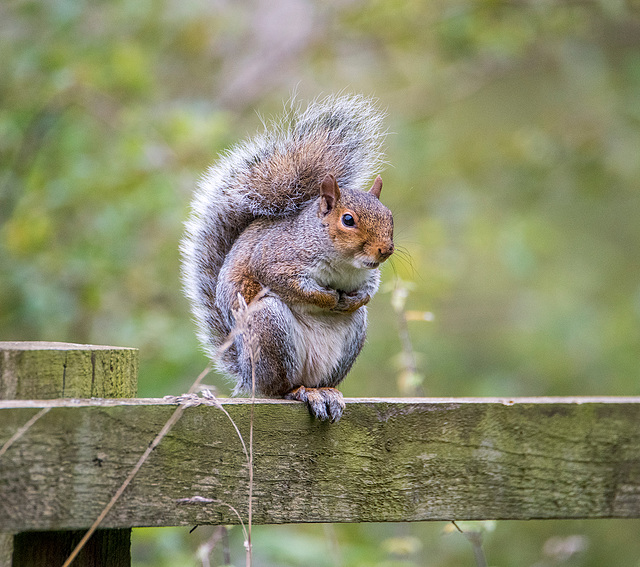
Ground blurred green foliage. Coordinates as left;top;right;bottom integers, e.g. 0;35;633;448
2;0;640;565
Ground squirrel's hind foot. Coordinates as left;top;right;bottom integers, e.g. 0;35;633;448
285;386;345;422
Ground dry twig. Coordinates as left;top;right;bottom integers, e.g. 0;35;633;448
0;407;51;459
451;521;489;567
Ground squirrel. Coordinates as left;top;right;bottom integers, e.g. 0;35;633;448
180;94;394;422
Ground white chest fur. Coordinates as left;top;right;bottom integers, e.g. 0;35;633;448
312;258;370;293
288;308;359;387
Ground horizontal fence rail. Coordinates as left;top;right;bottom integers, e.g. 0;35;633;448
1;396;640;531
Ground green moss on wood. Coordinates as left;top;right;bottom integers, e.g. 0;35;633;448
0;342;138;399
1;397;639;530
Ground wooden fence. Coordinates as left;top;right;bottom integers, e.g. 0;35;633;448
1;342;639;565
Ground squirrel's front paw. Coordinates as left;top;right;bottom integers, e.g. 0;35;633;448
334;290;370;313
285;386;345;422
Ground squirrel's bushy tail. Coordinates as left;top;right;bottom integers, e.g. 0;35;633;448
181;94;386;356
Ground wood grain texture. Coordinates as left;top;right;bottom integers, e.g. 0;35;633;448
1;397;639;530
0;342;136;566
0;342;138;400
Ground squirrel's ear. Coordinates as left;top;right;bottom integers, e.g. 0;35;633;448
368;175;383;199
320;174;340;214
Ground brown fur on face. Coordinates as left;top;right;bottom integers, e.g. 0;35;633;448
319;175;394;267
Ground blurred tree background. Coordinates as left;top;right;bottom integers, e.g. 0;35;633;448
2;0;640;565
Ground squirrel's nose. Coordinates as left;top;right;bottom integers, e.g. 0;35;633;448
378;242;394;260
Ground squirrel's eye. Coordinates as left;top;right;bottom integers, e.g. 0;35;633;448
342;214;355;227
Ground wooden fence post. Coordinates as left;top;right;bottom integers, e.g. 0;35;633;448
0;342;138;567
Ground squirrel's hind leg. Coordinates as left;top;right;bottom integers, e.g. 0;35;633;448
231;295;301;397
229;294;366;423
285;386;346;422
285;308;367;423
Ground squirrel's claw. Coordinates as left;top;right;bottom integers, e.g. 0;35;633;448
324;388;346;422
306;389;331;421
285;386;345;422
